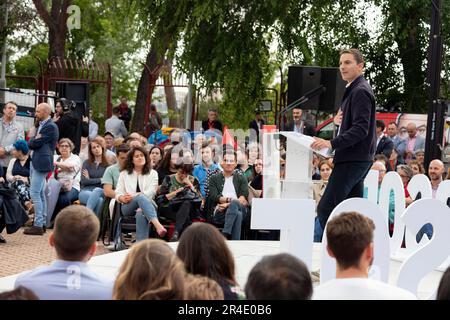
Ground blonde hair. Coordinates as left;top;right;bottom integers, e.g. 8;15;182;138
184;274;224;300
113;239;186;300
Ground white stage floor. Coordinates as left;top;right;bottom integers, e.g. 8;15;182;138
0;241;444;299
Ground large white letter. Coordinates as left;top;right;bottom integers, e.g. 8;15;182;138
251;198;316;270
396;199;450;299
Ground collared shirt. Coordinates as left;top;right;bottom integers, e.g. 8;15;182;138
2;118;14;133
38;117;51;134
376;133;384;147
293;121;304;134
14;260;114;300
407;135;417;152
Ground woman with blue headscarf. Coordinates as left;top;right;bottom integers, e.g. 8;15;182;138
6;139;32;213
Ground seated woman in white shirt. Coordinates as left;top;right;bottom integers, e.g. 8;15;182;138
51;138;82;222
115;146;167;241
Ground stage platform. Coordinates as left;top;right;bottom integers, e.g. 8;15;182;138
0;241;444;299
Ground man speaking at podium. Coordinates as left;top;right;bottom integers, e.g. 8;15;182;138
310;49;376;240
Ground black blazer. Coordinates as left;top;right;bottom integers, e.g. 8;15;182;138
284;121;316;136
375;136;394;159
330;75;376;164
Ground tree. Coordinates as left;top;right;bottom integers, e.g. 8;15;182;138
131;0;194;133
32;0;71;59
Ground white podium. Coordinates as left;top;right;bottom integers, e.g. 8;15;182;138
262;131;327;200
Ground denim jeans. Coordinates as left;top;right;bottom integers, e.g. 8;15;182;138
121;194;157;242
314;217;323;242
30;163;48;228
317;161;372;233
52;188;79;221
416;223;433;243
214;200;246;240
85;187;105;219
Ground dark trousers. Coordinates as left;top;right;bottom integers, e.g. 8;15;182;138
317;161;372;232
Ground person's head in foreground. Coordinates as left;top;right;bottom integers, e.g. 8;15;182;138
313;211;417;300
0;286;38;300
184;274;224;300
437;266;450;300
113;239;186;300
326;211;375;275
176;223;242;300
245;253;313;300
52;205;99;261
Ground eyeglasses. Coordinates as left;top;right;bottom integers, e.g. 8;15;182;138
59;145;70;148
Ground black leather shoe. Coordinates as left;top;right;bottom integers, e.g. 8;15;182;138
23;226;44;235
0;234;6;243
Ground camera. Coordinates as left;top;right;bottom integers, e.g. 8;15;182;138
59;98;77;112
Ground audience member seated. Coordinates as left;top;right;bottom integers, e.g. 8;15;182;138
236;148;253;182
311;154;321;180
50;138;82;222
86;144;130;219
396;164;414;207
113;239;186;300
104;131;115;152
248;158;263;205
313;211;417;300
374;153;391;172
79;137;109;207
14;205;114;299
176;223;245;300
408;159;425;176
185;274;224;300
313;160;333;242
245;253;312;300
415;149;425;167
437;266;450;300
193;143;220;198
206;149;249;240
158;162;202;242
0;286;38;300
6;139;32;214
115;146;167;241
247;143;260;166
149;145;163;169
156;146;178;185
313;160;333;205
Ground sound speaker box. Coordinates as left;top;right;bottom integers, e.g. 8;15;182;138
319;68;346;112
287;66;321;109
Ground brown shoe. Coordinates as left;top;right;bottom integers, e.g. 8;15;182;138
23;226;44;235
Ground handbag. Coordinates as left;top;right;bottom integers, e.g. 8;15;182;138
170;188;202;206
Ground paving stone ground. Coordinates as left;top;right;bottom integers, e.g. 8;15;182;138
0;228;110;277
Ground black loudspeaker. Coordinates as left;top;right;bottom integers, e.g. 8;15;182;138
287;66;321;109
55;81;90;117
319;68;346;112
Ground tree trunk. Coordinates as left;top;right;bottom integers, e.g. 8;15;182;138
131;46;160;133
163;59;178;127
33;0;69;59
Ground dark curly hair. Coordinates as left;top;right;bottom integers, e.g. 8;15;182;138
123;146;152;175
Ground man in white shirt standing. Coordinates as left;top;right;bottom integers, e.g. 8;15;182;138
313;211;416;300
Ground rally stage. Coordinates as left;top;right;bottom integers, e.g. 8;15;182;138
0;240;445;299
